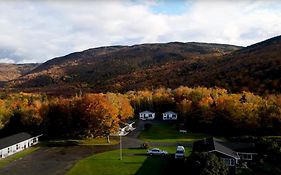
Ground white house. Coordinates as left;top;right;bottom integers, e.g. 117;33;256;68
0;132;42;159
139;111;155;120
162;111;177;120
111;121;136;136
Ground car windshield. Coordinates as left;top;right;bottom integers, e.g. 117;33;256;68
176;150;184;154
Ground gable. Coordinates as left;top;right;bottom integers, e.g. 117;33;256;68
139;110;154;114
208;150;239;160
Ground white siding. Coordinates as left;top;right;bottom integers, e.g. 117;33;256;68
139;112;155;120
0;135;41;159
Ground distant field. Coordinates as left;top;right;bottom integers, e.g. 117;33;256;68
138;123;209;142
0;147;39;168
67;148;170;175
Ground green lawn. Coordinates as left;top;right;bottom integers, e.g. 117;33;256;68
154;146;192;157
41;137;118;147
139;123;209;142
67;148;170;175
0;147;39;168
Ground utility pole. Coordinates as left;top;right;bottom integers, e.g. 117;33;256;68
120;134;122;160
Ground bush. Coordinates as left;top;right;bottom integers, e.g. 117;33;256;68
185;152;229;175
141;142;149;149
144;123;152;131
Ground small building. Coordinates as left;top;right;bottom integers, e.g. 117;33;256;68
0;132;42;159
111;121;136;136
139;111;155;120
192;137;257;167
162;111;177;120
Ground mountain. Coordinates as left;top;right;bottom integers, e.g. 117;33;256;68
199;35;281;94
7;35;281;95
8;42;241;94
0;63;39;86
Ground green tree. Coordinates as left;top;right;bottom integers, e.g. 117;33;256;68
186;153;229;175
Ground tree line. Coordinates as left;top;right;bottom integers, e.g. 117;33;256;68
0;92;133;138
0;86;280;138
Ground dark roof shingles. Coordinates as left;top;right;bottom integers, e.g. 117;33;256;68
193;137;239;159
0;132;32;150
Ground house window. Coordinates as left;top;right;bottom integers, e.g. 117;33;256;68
16;144;19;150
8;148;10;153
223;158;235;166
242;154;252;160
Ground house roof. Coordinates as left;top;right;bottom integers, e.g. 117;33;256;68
192;137;239;159
119;123;127;129
163;111;177;115
119;120;135;128
139;110;154;114
222;142;257;153
126;120;135;125
0;132;32;150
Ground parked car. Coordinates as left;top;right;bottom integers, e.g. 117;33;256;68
175;146;185;159
147;148;168;156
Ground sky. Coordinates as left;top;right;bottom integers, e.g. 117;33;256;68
0;0;280;64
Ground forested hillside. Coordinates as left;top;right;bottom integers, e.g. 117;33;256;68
8;42;241;93
0;63;39;84
199;35;281;94
2;36;281;95
0;87;280;138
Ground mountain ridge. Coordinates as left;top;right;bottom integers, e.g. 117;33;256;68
2;36;280;95
8;42;242;93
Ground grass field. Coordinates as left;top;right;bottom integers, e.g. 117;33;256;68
0;147;39;168
138;123;209;142
41;137;119;147
67;148;170;175
154;146;192;157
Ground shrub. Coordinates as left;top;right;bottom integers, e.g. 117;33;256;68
141;142;149;149
144;123;152;131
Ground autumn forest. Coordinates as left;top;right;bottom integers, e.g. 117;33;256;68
0;86;280;139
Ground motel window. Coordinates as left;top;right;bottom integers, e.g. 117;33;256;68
33;138;37;143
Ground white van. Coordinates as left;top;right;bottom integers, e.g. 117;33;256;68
175;146;185;159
